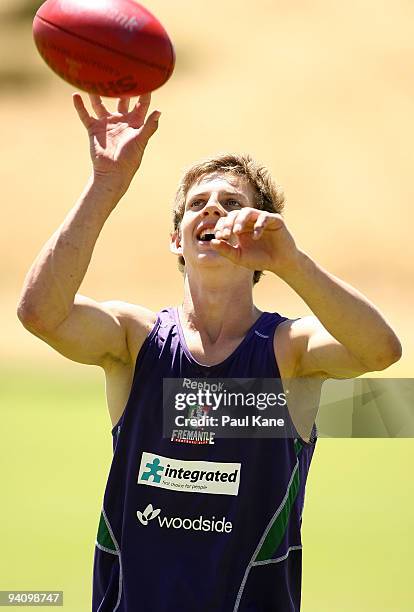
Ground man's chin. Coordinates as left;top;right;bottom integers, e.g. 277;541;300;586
185;252;230;272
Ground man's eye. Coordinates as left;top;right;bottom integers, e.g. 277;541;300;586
225;200;241;208
190;200;204;208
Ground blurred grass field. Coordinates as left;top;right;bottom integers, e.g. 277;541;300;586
0;367;109;611
1;366;413;611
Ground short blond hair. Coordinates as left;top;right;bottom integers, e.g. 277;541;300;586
172;153;285;284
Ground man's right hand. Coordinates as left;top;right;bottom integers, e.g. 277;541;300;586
73;92;161;193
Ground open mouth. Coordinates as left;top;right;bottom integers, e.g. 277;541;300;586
196;228;216;242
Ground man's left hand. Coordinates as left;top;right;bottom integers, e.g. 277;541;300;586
211;208;299;279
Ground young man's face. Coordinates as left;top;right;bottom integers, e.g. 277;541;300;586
171;173;257;279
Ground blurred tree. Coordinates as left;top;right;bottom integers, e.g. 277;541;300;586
0;1;47;91
2;0;43;23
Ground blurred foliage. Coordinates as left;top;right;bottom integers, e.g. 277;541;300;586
0;68;45;90
1;0;43;23
0;1;46;92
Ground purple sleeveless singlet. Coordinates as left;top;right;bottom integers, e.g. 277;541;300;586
92;306;316;611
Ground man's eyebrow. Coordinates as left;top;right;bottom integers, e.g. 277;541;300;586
187;190;248;200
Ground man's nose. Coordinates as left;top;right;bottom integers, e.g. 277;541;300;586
202;196;226;216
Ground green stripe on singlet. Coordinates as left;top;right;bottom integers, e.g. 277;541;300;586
96;511;117;552
294;438;303;456
254;440;303;563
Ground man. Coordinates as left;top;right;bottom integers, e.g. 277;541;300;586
17;93;401;611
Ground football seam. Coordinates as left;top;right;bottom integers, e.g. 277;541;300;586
35;14;171;75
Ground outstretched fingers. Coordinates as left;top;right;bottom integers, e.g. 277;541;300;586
117;97;130;114
131;92;152;125
138;109;161;143
89;94;110;118
72;93;95;129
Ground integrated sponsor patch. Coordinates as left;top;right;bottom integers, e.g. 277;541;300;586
138;452;241;495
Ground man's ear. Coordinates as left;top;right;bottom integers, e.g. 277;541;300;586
170;229;182;255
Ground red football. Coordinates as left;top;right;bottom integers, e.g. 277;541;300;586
33;0;175;97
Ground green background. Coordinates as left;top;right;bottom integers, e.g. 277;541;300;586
1;367;413;611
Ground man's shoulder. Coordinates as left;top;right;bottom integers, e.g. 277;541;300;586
103;300;157;327
273;316;304;379
101;300;158;362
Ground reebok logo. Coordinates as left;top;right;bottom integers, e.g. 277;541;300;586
138;452;241;495
137;503;233;533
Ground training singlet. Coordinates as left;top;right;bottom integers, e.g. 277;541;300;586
92;306;317;612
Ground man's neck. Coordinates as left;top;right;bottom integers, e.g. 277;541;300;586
179;273;261;344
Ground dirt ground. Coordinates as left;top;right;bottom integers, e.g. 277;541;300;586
1;0;413;373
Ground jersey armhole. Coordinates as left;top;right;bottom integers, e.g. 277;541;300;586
110;312;162;435
270;314;318;447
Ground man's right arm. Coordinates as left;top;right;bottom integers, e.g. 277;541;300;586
18;178;133;367
17;93;160;369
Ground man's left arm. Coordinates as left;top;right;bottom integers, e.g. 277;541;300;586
211;209;402;379
276;251;402;379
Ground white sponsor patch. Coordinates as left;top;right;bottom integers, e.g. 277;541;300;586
138;452;241;496
137;503;233;533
